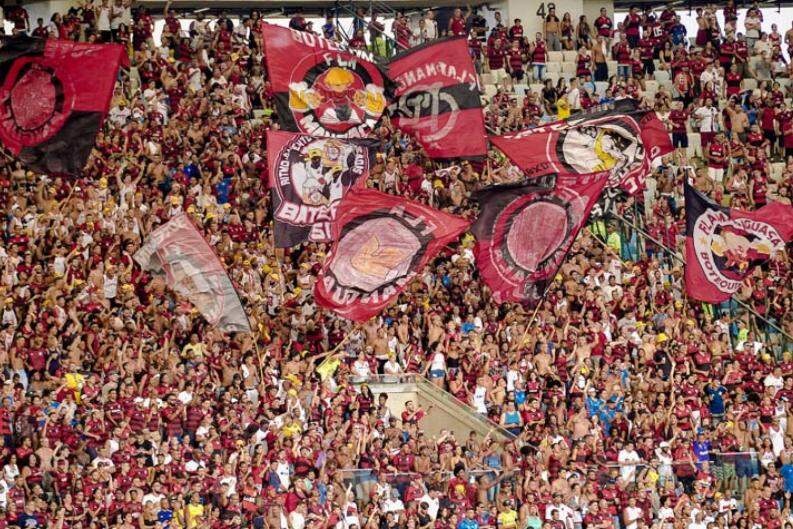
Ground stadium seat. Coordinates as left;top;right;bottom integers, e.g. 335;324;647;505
607;61;617;75
546;62;561;73
529;83;544;96
548;51;563;64
659;80;673;94
654;70;670;82
479;73;494;85
644;80;658;93
546;72;560;85
563;51;578;63
594;81;609;96
561;62;576;77
514;84;530;96
771;163;784;183
483;84;497;99
743;78;758;91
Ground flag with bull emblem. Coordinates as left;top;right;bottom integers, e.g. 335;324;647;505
471;172;609;305
684;179;793;303
489;99;672;195
387;37;487;159
0;36;127;175
314;189;470;321
261;23;389;139
267;130;375;247
134;214;251;333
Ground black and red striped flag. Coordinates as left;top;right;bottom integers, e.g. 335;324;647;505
315;189;469;321
387;37;487;159
472;172;608;305
0;36;127;175
261;23;389;139
684;179;793;303
490;99;671;195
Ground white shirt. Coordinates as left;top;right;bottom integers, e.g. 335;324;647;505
567;87;581;110
624;506;643;529
618;449;641;482
694;106;719;133
423;17;438;39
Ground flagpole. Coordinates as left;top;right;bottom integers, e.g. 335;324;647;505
514;302;543;351
611;211;792;343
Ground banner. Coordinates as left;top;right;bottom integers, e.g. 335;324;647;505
684;180;793;303
266;130;373;247
387;37;487;159
0;36;127;175
261;23;388;139
471;172;608;305
315;189;469;321
134;214;251;333
490;99;672;195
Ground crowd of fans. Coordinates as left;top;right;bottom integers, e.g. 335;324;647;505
0;2;792;529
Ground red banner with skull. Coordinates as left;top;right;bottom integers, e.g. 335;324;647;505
315;189;470;321
266;130;374;247
262;23;389;139
0;36;127;175
684;179;793;303
471;172;608;305
387;37;487;159
490;99;672;195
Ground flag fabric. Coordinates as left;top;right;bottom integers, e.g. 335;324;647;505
314;189;470;321
134;213;251;333
387;37;487;159
684;180;793;303
0;36;127;175
261;23;388;139
471;172;609;305
266;130;374;247
490;99;672;195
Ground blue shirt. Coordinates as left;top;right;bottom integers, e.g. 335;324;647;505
781;464;793;492
706;385;727;415
670;24;687;45
457;518;479;529
693;440;712;463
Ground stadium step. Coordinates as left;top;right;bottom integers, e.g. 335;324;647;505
350;374;515;445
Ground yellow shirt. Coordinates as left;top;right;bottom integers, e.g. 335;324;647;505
498;509;518;529
186;503;204;529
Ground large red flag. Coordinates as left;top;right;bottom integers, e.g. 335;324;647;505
471;172;608;305
261;23;388;139
387;37;487;159
0;36;127;175
315;189;470;321
684;179;793;303
490;99;672;195
266;130;374;247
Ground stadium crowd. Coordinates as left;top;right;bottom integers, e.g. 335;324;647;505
0;2;792;529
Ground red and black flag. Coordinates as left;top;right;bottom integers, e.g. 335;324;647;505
315;189;469;321
0;36;127;175
266;129;374;247
471;172;608;305
387;37;487;159
684;179;793;303
490;99;672;195
261;23;389;139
